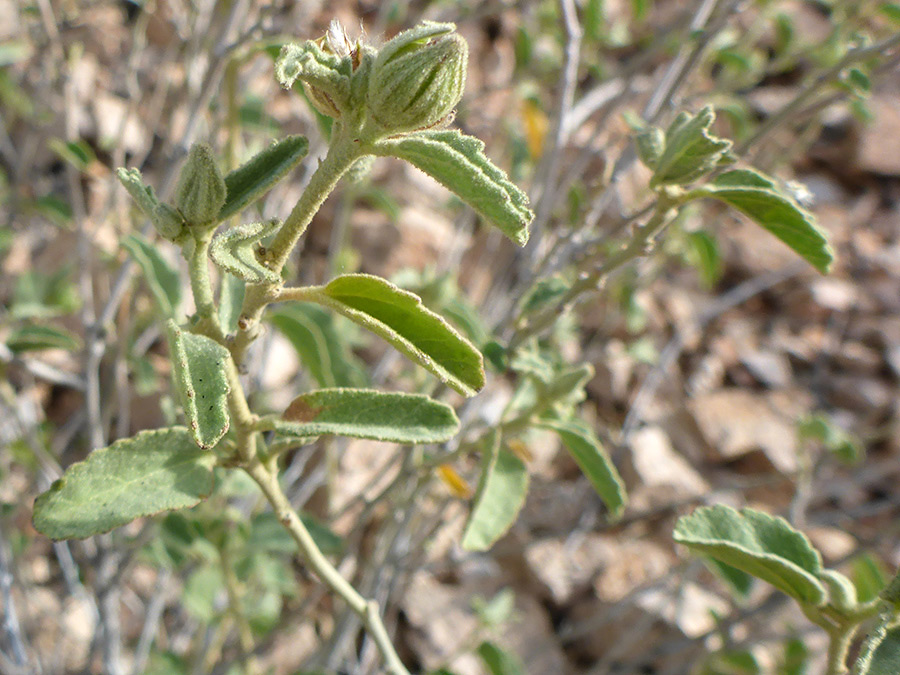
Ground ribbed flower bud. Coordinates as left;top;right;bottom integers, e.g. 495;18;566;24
175;143;226;227
367;22;467;135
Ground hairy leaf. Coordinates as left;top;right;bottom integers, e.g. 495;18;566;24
218;135;309;220
209;218;281;283
462;436;529;551
310;274;484;396
116;167;160;220
537;419;626;520
673;505;826;605
373;130;532;246
276;388;458;443
32;427;215;539
122;233;182;317
269;304;367;388
856;622;900;675
166;321;231;449
651;106;732;187
704;168;833;273
218;274;245;333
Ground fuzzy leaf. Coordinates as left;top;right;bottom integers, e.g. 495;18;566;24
276;388;458;443
673;505;826;605
116;167;160;219
32;427;215;540
219;136;309;220
635;125;665;170
6;323;82;353
269;304;367;388
462;436;529;551
310;274;484;396
209;218;281;283
373;130;532;246
856;622;900;675
705;169;833;273
166;321;230;449
651;106;732;187
537;419;626;520
122;234;182;317
218;274;245;333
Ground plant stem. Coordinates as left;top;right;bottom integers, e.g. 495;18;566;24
825;624;856;675
243;459;411;675
185;230;225;342
508;194;677;351
266;130;363;273
230;130;362;363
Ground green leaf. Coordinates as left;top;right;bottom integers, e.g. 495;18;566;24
32;427;216;540
520;276;570;314
635;125;665;171
673;505;826;605
780;635;809;675
209;218;281;283
850;553;888;604
687;230;722;288
269;304;367;388
276;388;459;444
116;167;160;220
477;641;525;675
703;169;833;273
48;138;96;172
309;274;484;396
798;413;862;464
184;565;225;621
122;233;182;317
651;106;732;187
462;436;529;552
218;135;309;220
373;130;532;246
536;419;626;520
166;321;231;449
856;622;900;675
218;274;245;333
5;323;82;353
472;588;515;627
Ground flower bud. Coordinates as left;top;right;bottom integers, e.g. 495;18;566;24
116;167;185;240
152;202;186;240
277;21;367;121
175;143;226;227
367;22;467;135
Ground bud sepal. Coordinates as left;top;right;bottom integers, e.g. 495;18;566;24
366;21;467;136
175;143;227;228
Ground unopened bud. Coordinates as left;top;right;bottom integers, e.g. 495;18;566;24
367;22;467;135
175;143;226;227
152;202;186;240
116;167;185;240
276;21;364;121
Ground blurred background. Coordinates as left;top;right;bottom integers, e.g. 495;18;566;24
2;0;900;673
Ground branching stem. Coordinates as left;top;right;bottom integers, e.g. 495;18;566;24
244;460;410;675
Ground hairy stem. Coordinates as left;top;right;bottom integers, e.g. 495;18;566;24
244;460;411;675
185;230;225;342
508;193;678;350
179;122;408;673
230;130;363;363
